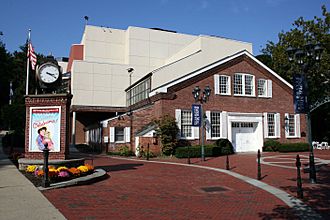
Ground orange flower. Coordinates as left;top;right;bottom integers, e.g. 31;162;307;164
37;170;44;177
85;164;94;171
68;167;80;176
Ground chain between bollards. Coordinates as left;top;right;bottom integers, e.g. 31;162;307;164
226;154;230;170
42;143;50;188
257;149;261;180
296;154;304;199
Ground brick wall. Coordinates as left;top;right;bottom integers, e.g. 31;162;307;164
25;94;72;160
104;55;307;154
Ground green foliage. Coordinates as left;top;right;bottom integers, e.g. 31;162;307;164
154;115;179;156
263;139;281;152
175;145;221;158
215;139;235;155
277;143;310;152
259;5;330;141
118;146;134;156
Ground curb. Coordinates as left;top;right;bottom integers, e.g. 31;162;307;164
38;169;108;191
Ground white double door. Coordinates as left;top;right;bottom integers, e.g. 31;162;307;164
232;122;259;152
228;114;263;152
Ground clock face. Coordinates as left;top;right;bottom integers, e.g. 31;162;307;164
39;63;60;84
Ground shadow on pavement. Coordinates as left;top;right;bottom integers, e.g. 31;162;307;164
95;163;144;172
258;205;299;220
281;164;330;219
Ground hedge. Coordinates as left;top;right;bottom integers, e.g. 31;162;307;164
277;143;310;152
175;145;221;158
263;139;281;152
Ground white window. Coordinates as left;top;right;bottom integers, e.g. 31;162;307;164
110;127;130;143
234;73;255;96
285;113;301;138
181;110;192;138
214;75;231;95
211;112;221;138
115;127;125;142
206;111;228;140
263;113;280;138
258;79;272;98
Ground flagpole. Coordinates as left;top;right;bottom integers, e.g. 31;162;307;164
26;29;31;95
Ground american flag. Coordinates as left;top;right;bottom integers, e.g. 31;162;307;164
27;41;37;70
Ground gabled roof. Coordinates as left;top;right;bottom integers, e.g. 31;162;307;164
149;50;292;96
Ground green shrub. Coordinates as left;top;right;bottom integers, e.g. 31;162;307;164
277;143;310;152
263;139;281;152
118;146;134;156
215;139;234;155
175;145;221;158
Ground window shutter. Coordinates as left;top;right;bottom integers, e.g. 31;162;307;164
193;127;199;139
284;113;289;138
125;127;131;143
214;75;219;94
205;111;211;140
263;113;269;138
175;109;182;138
295;114;301;138
252;76;256;96
267;80;272;98
220;111;227;138
275;113;281;138
227;76;231;95
110;127;115;143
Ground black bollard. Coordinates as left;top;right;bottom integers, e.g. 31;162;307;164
42;143;50;188
187;145;191;164
226;154;230;170
257;149;261;180
296;154;303;199
147;143;150;161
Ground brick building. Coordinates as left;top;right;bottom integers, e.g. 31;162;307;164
67;25;306;154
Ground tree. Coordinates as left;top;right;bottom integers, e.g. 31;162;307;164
257;5;330;141
154;115;179;156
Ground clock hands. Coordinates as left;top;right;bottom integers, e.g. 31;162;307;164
46;72;57;79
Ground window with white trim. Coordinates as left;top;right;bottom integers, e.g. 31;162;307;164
211;112;221;138
264;112;280;138
233;73;255;96
267;113;275;137
219;75;230;95
115;127;125;142
258;79;267;96
181;110;192;138
284;113;301;138
258;79;272;98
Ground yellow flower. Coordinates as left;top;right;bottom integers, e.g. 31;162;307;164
77;165;89;173
57;166;68;172
26;165;37;173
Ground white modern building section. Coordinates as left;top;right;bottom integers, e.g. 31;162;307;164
69;25;252;107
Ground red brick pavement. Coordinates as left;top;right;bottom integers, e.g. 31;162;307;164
43;155;299;220
151;150;330;219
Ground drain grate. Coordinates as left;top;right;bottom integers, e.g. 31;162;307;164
201;186;228;193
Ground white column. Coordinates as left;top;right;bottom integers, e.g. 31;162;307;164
72;111;76;146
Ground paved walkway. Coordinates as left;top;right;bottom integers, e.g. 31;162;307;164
43;152;326;220
0;136;66;220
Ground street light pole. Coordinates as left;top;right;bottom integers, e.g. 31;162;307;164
192;85;211;162
286;42;323;184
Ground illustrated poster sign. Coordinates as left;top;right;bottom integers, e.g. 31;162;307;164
29;106;61;152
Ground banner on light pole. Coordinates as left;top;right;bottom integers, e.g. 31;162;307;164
293;74;308;114
192;104;201;127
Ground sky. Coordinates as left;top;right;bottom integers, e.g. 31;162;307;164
0;0;329;58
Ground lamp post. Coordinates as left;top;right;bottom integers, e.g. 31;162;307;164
286;41;323;184
192;85;211;162
127;68;134;152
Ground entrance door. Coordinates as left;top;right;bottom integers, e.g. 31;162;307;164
232;122;259;152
